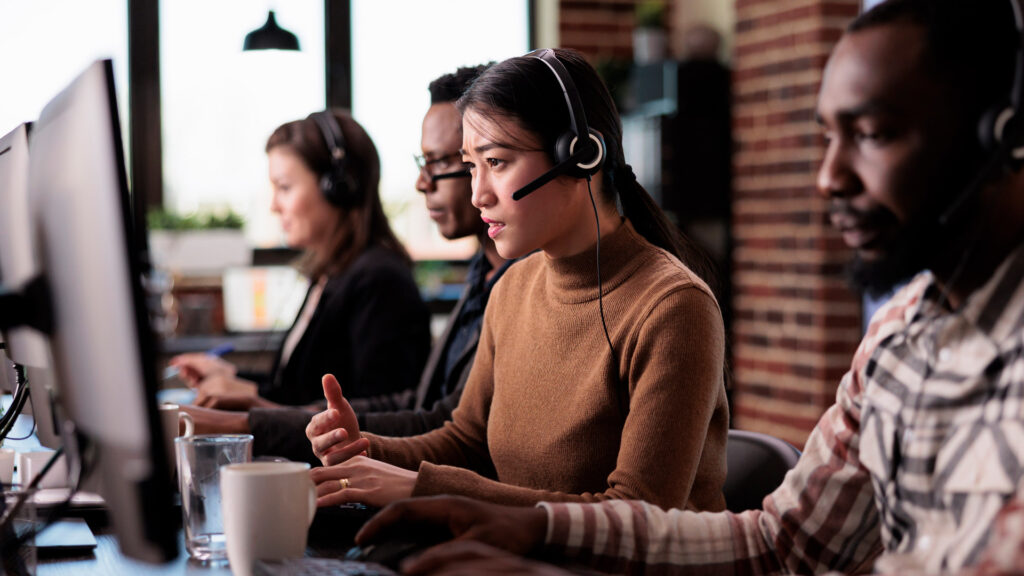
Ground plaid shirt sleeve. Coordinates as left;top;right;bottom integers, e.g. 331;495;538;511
962;479;1024;576
539;281;930;575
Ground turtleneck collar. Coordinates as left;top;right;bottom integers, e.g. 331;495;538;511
544;219;657;303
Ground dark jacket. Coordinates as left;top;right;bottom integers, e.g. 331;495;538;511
257;245;431;406
250;251;512;464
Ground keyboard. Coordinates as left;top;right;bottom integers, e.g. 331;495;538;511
308;502;381;546
253;557;398;576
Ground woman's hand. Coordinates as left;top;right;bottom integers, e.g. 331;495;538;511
309;455;416;508
401;541;573;576
306;374;367;466
193;393;280;411
178;405;250;434
355;495;548;559
193;375;258;407
168;353;237;387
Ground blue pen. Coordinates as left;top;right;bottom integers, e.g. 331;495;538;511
204;343;235;357
163;343;235;380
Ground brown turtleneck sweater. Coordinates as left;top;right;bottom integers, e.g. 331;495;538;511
366;221;729;511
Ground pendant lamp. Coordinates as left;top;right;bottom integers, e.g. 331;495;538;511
243;11;300;51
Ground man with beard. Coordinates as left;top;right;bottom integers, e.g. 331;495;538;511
346;1;1024;574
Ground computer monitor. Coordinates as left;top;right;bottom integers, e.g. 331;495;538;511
0;124;49;370
26;59;177;562
0;345;11;395
0;123;63;449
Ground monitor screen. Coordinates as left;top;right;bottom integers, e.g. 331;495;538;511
0;123;63;449
28;59;177;562
0;123;50;370
0;348;11;395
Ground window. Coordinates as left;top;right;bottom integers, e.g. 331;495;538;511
160;1;325;247
351;0;530;259
0;1;129;143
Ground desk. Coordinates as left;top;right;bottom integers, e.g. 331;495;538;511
37;508;362;575
39;528;231;576
159;332;286;377
2;398;360;575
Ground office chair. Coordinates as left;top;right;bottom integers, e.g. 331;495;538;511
723;429;802;513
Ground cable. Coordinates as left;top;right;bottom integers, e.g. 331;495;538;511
0;365;31;442
587;179;616;361
2;385;36;442
0;443;84;567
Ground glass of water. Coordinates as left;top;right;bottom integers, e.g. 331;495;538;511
175;434;253;563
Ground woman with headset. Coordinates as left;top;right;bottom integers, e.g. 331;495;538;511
170;111;431;415
306;49;729;512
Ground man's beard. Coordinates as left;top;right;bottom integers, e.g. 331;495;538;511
843;208;947;298
846;229;929;298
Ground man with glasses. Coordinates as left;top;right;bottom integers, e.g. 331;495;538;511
182;64;511;464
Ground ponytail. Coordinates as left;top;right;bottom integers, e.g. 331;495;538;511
611;163;719;295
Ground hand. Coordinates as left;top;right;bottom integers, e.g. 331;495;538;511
179;405;250;434
305;374;366;466
169;353;237;387
193;375;258;408
401;541;574;576
195;394;281;411
356;495;547;559
309;455;416;508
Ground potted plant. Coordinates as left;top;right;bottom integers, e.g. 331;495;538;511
147;208;250;277
634;0;668;64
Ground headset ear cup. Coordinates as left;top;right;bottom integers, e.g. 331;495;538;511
580;129;605;176
320;173;339;206
979;102;1012;150
554;131;575;163
553;130;606;179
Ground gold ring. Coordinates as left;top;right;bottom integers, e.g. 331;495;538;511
339;478;350;490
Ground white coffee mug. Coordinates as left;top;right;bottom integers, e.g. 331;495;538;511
220;462;316;576
16;450;68;489
160;403;195;440
0;448;15;484
160;403;195;469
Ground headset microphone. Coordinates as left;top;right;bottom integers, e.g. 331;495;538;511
512;142;598;200
515;48;619;383
513;49;605;202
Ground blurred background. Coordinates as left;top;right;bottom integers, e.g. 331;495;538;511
0;0;885;448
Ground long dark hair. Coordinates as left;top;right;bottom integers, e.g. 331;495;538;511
456;48;715;286
266;110;410;278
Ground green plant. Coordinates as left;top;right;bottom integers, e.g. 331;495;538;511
635;0;666;29
594;57;632;112
147;208;245;231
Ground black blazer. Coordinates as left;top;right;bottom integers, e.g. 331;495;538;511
258;245;431;407
249;282;474;464
249;252;515;463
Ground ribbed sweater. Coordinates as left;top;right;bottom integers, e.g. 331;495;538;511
366;221;729;511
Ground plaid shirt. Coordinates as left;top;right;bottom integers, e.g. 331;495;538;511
541;241;1024;575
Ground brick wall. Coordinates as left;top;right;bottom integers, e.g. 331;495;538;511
559;0;673;61
730;0;862;447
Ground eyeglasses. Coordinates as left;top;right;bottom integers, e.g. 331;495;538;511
413;151;471;182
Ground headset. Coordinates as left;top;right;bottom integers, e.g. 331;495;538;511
511;49;607;201
308;111;360;209
509;48;619;381
939;0;1024;225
